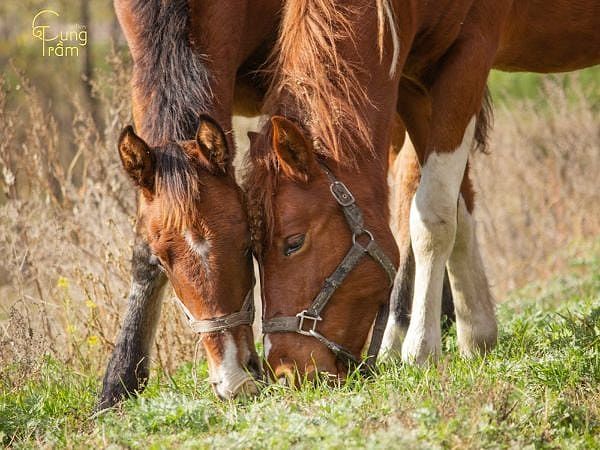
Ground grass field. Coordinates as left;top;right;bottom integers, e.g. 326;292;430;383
2;241;598;448
1;13;599;447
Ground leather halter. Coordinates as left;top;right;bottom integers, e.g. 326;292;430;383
153;242;255;334
262;162;397;370
174;289;255;334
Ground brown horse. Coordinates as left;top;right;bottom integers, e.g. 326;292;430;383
116;117;258;400
246;0;599;380
382;0;600;365
244;0;401;382
99;0;280;408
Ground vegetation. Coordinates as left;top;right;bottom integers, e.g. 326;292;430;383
1;2;598;448
1;244;598;448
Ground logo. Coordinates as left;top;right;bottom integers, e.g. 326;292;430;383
32;9;87;57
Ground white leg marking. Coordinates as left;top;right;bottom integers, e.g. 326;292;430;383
447;196;497;356
402;117;476;364
381;313;407;356
208;333;257;399
263;335;272;360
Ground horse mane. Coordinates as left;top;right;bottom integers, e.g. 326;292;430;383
264;0;377;164
155;143;202;232
242;131;279;256
132;0;211;146
247;0;400;251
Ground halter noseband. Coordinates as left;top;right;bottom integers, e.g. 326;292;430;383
262;162;397;371
174;289;255;334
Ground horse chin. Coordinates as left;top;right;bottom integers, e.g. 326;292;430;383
206;332;261;400
212;372;259;400
266;336;342;385
272;361;346;388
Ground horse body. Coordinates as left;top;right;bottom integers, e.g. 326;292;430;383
383;0;599;363
495;0;600;72
250;0;598;376
99;0;280;408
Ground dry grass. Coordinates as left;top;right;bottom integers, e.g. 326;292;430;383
0;51;197;382
0;59;597;380
474;75;599;294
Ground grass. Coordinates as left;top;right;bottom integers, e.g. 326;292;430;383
488;66;600;104
1;245;598;449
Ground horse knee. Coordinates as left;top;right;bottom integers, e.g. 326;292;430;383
409;188;458;261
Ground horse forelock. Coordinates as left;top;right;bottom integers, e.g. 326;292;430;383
242;127;279;257
155;143;202;232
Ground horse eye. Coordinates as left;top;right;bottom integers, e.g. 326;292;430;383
284;234;305;256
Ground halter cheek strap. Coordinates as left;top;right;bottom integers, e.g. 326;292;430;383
262;162;397;371
173;289;255;334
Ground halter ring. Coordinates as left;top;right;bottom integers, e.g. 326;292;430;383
352;229;374;245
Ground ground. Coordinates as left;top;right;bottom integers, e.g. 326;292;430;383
1;242;598;449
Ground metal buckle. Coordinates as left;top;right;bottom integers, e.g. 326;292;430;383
330;181;355;207
296;310;322;336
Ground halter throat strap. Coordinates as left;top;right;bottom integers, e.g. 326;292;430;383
262;162;397;370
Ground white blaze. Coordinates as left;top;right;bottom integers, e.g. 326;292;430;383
209;333;256;399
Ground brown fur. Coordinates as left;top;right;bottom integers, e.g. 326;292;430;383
252;0;599;376
102;0;282;407
385;0;599;358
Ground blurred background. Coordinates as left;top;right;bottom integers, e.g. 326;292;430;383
0;1;598;377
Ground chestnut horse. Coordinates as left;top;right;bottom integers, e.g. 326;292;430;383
99;0;280;408
244;0;401;382
382;0;599;365
246;0;599;380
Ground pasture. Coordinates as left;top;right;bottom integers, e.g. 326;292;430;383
1;1;599;447
2;244;598;447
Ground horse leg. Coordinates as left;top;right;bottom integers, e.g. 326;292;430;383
97;230;167;411
447;166;497;356
401;118;475;363
382;82;457;356
382;117;417;354
401;33;498;364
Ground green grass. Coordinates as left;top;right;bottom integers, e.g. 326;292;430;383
2;246;599;449
488;66;600;104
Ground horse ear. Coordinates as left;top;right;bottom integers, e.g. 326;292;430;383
118;126;155;193
196;114;228;174
271;116;315;183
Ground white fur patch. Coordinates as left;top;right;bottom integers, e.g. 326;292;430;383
402;117;476;364
381;313;407;356
263;335;272;360
210;333;255;399
447;196;497;356
184;231;211;259
184;230;211;275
